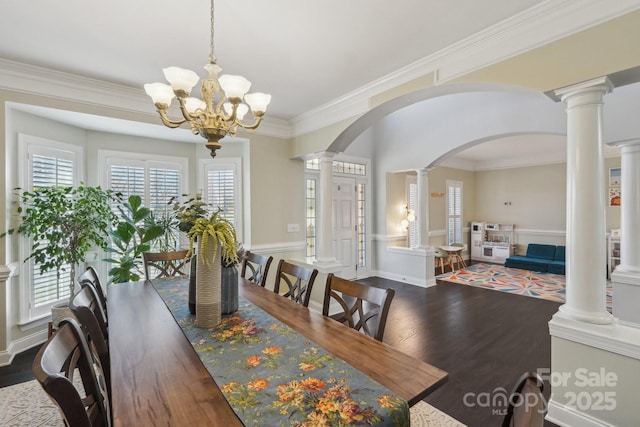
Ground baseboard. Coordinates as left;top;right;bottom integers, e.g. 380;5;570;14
0;330;48;367
372;270;435;288
245;241;306;255
546;398;615;427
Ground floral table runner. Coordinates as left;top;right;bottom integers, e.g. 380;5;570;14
153;278;410;426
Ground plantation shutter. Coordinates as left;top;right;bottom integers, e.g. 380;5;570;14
201;159;242;242
408;181;418;248
30;153;75;307
447;180;463;244
109;165;145;200
107;161;182;218
150;167;181;213
206;168;236;223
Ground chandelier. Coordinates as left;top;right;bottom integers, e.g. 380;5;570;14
144;0;271;158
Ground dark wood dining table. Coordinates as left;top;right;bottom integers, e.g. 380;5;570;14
108;276;448;426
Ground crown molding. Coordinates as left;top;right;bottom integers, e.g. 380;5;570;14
292;0;640;136
2;0;639;140
0;58;293;140
0;58;150;114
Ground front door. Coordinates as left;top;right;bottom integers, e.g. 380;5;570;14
333;177;357;279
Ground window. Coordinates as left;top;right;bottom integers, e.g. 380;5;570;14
407;176;417;248
201;158;243;243
356;183;366;267
447;180;463;244
101;151;187;249
18;135;82;321
306;179;316;257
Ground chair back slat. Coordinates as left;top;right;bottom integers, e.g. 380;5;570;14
273;259;318;307
33;319;110;427
323;274;395;341
143;250;190;281
240;251;273;287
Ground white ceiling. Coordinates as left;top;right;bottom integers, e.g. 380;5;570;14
0;0;626;166
0;0;542;120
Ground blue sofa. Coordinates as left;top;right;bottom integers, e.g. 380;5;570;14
504;244;565;274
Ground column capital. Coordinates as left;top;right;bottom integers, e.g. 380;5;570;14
554;76;613;104
612;138;640;152
318;151;337;160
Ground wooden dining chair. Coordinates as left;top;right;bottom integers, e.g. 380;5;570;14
143;250;190;281
72;280;108;340
502;371;546;427
33;318;110;427
70;285;111;395
77;267;108;319
323;274;395;341
273;259;318;307
240;251;273;287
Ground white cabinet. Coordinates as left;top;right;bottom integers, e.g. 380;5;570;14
471;222;515;263
608;233;620;279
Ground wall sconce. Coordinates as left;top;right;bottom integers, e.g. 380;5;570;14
400;205;416;231
503;201;512;206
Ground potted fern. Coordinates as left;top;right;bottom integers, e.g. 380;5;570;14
186;208;238;327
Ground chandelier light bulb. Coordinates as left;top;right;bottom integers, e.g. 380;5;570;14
163;67;200;95
144;83;175;106
219;74;251;99
244;92;272;114
185;97;207;114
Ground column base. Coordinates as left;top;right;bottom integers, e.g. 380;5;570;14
611;268;640;327
558;304;613;325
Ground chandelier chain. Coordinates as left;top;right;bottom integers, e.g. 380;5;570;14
210;0;216;64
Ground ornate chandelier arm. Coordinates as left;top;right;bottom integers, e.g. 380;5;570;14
157;108;187;129
235;113;265;131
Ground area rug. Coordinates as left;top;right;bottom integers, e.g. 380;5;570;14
0;379;466;427
437;263;612;312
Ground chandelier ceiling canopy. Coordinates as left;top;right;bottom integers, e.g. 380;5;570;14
144;0;271;158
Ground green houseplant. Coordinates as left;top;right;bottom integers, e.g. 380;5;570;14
0;184;117;302
186;208;238;327
172;193;211;313
105;195;165;283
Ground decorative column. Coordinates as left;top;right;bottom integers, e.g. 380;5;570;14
555;77;613;324
611;138;640;325
416;168;430;249
315;152;338;265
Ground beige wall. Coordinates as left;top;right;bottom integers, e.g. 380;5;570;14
0;92;297;357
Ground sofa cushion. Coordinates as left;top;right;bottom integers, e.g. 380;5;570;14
554;245;565;262
504;256;550;272
548;261;566;275
525;244;556;260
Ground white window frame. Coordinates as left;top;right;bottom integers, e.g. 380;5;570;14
99;151;188;206
198;158;243;244
98;150;188;269
18;134;84;324
446;180;463;244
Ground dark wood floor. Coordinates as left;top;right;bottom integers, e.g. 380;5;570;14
1;265;559;426
361;272;560;426
0;344;40;388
